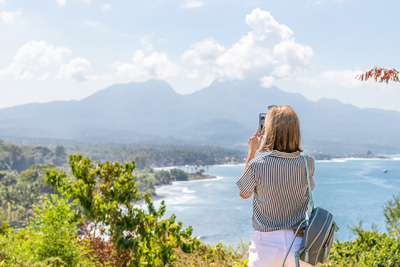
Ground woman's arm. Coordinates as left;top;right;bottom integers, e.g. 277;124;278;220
239;127;263;199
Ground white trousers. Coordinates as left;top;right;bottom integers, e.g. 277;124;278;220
248;230;313;267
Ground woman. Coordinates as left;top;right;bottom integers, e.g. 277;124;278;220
236;106;314;267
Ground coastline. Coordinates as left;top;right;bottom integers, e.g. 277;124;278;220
153;155;399;173
143;174;218;203
316;156;400;162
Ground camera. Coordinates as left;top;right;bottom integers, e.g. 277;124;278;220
259;113;266;135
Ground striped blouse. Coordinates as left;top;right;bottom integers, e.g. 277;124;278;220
236;150;315;232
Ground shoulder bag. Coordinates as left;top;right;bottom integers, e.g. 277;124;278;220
282;155;339;267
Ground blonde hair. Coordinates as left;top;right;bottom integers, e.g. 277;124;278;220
259;106;303;153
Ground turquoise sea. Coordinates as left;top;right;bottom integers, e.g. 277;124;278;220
154;157;400;245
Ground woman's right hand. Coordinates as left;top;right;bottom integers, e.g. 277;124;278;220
248;126;263;155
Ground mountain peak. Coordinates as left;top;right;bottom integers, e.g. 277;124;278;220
81;79;178;104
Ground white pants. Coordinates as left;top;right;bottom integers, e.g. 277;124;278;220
248;230;313;267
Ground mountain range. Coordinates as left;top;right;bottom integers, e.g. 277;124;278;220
1;79;399;154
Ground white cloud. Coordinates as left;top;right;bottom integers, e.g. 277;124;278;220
0;0;6;4
58;57;92;82
296;69;398;92
0;41;71;80
102;4;111;11
56;0;91;7
187;69;199;79
83;20;99;28
114;50;179;82
56;0;67;7
182;8;313;83
140;34;154;51
0;9;22;24
297;70;363;88
260;76;275;88
0;40;100;82
183;38;225;65
180;0;205;8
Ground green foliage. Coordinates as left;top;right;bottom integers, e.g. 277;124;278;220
46;155;202;266
134;154;148;170
323;193;400;267
0;171;17;186
66;143;245;167
0;221;13;236
6;145;35;172
384;193;400;238
0;204;87;267
323;225;400;266
0;227;38;266
154;170;171;185
196;168;205;176
19;168;39;183
0;157;246;266
31;195;83;266
53;146;68;166
0;164;56;225
172;241;248;267
135;173;155;195
0;140;67;174
0;207;6;223
133;168;213;197
32;257;67;267
28;146;54;165
170;168;188;181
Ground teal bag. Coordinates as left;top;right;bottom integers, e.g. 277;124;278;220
282;156;339;267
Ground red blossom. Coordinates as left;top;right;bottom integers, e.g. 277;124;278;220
357;67;400;84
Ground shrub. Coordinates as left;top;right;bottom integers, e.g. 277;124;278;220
172;241;249;267
45;155;202;266
323;225;400;266
323;192;400;267
31;195;85;266
384;193;400;238
0;228;37;266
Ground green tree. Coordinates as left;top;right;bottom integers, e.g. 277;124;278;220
170;168;188;181
31;195;83;266
6;145;34;172
46;155;200;266
30;146;54;165
196;168;205;176
323;226;400;266
134;154;148;170
0;159;10;171
384;193;400;238
53;146;67;166
0;171;18;186
324;194;400;266
19;169;39;183
155;170;171;185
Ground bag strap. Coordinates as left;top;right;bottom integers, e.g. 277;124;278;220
302;155;314;218
282;155;314;267
282;219;308;267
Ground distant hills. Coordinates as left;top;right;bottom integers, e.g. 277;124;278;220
1;79;399;154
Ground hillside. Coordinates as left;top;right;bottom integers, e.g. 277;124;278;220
0;79;399;154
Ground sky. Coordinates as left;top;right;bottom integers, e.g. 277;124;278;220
1;0;400;111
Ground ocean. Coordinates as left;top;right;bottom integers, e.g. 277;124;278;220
153;157;400;245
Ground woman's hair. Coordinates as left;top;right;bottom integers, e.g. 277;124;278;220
259;106;303;153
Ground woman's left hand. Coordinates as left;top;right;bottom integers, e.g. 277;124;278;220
248;127;263;155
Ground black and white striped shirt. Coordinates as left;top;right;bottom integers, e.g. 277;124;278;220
236;150;315;232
